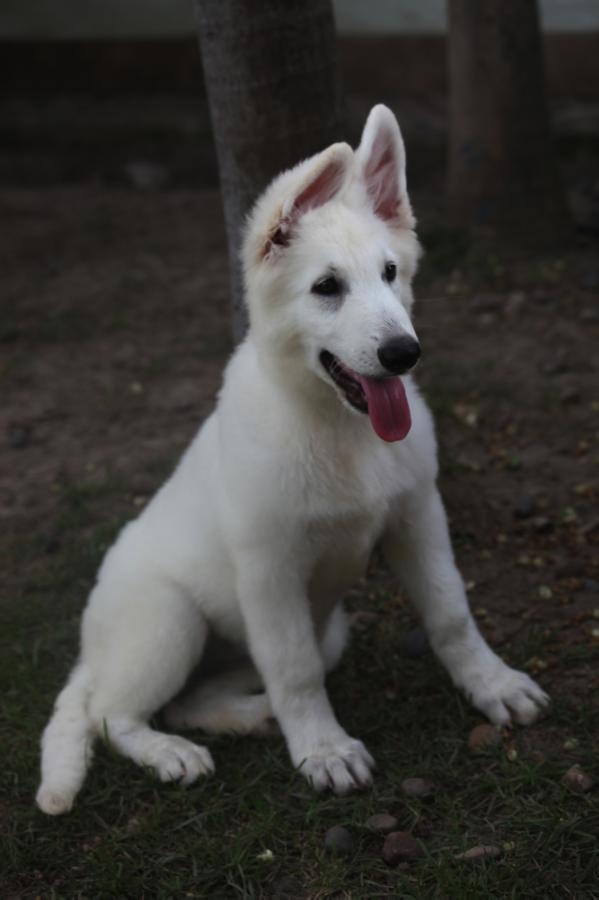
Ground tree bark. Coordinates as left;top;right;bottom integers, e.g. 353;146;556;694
195;0;343;341
447;0;569;237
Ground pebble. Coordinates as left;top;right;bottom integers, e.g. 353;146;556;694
532;516;553;534
560;386;581;405
468;724;502;753
579;268;599;290
513;495;536;519
531;289;555;305
399;627;430;658
401;777;435;799
555;560;585;578
455;844;501;862
470;292;502;313
561;765;594;793
366;813;399;834
412;817;434;839
7;424;32;449
124;160;169;190
44;535;61;554
506;291;526;317
324;825;353;855
541;358;569;376
273;876;303;898
382;831;424;866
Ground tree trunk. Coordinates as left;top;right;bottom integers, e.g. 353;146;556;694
195;0;343;341
447;0;569;237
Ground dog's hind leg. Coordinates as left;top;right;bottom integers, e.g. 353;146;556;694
85;583;215;785
320;602;350;673
163;668;275;736
163;604;349;737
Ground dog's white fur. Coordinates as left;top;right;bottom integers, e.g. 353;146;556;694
37;106;548;815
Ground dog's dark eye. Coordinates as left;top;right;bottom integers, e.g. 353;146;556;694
312;276;341;296
383;262;397;283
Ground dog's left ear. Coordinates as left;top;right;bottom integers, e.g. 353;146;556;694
356;105;414;229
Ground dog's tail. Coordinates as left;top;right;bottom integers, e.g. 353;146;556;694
36;663;93;815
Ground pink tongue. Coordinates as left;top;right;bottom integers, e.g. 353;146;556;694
357;375;411;442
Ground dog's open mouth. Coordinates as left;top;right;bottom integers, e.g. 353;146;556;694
319;350;411;443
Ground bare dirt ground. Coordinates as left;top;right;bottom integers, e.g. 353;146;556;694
3;184;598;681
1;105;598;895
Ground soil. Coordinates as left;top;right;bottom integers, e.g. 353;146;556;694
1;109;599;729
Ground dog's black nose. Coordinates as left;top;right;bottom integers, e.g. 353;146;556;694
377;336;421;374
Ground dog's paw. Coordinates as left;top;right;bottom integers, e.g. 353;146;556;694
144;735;215;786
297;738;375;796
464;662;550;726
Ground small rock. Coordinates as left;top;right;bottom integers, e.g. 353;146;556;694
324;825;353;855
7;424;32;449
542;358;570;376
580;307;599;323
561;765;594;793
555;560;585;578
399;627;430;658
513;495;536;519
382;831;424;866
531;289;555;305
350;610;379;631
366;813;399;834
560;386;581;405
579;268;599;291
124;160;169;190
44;535;61;554
470;292;502;313
412;817;434;839
273;876;303;898
455;845;501;862
532;516;553;535
506;290;526;316
401;777;435;799
468;724;502;753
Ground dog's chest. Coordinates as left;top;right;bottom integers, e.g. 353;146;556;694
298;439;411;616
305;505;385;620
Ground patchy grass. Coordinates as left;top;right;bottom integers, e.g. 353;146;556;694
1;480;598;898
2;189;598;897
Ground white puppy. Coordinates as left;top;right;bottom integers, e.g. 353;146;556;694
37;105;549;815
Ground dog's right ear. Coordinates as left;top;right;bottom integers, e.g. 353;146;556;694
263;143;353;259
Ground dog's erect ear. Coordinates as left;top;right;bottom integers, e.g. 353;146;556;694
265;142;353;257
356;105;413;228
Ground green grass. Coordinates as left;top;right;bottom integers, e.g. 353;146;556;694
2;475;598;899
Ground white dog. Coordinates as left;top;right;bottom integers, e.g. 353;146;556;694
37;105;549;815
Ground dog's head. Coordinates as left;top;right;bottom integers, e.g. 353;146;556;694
243;105;422;442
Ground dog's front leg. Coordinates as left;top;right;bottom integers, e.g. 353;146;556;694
383;483;550;725
236;561;374;794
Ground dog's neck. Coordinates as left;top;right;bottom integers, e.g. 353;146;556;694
244;331;354;432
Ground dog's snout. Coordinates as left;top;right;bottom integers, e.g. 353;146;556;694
377;336;421;375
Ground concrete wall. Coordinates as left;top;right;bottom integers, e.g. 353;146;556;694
1;0;598;40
